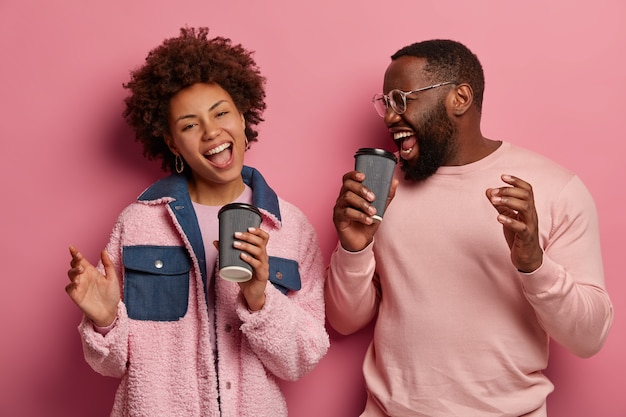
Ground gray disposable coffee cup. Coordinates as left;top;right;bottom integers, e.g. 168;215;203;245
354;148;398;222
218;202;262;282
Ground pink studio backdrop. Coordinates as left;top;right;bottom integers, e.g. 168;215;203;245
1;1;624;416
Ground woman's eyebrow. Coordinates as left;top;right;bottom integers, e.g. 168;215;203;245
175;100;228;122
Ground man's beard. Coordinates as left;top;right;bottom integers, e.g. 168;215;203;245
399;100;458;182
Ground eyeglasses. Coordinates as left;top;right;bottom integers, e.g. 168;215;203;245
372;81;456;117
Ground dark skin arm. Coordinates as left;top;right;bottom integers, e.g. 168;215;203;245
485;174;543;273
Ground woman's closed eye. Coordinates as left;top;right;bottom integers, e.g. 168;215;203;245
181;123;198;131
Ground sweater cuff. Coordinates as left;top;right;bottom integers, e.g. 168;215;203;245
519;256;561;295
332;241;375;272
93;315;119;336
79;302;127;352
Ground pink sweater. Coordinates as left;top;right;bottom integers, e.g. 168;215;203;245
78;172;329;416
326;142;613;417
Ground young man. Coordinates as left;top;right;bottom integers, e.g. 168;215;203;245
325;39;613;417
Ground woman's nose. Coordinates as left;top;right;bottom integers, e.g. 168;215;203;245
202;121;221;141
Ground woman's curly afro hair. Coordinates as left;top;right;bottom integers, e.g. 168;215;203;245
122;27;267;173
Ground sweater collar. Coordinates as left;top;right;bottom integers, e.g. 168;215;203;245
138;166;282;224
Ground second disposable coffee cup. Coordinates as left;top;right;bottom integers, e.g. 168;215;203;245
218;202;262;282
354;148;398;222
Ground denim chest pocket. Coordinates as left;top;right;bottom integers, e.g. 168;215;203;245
268;256;301;295
123;245;190;321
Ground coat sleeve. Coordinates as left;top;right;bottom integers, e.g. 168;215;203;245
77;215;130;378
237;206;329;381
521;175;613;358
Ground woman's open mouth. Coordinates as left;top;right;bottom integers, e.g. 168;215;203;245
204;142;233;166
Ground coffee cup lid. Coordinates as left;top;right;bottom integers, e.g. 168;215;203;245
218;202;262;217
354;148;398;163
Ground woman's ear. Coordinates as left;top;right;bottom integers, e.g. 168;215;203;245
164;135;178;154
449;84;473;116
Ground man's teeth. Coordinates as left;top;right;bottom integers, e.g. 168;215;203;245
206;143;231;156
393;131;414;154
394;131;413;141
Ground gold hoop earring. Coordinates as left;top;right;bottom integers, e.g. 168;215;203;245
245;138;249;150
175;154;184;174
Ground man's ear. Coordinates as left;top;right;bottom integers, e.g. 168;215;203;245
449;83;473;116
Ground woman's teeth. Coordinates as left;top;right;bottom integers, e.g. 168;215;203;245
206;143;231;156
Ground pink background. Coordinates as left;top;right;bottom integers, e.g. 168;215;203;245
1;1;624;416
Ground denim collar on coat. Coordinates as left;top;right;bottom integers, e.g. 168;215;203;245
137;166;282;224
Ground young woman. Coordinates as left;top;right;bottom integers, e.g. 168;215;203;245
65;27;329;417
